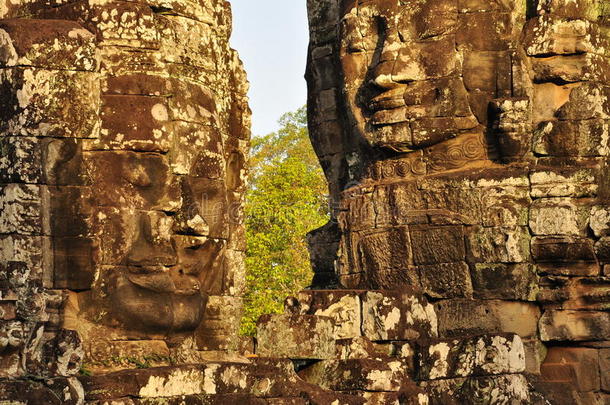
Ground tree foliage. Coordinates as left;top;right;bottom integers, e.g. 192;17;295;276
241;106;329;336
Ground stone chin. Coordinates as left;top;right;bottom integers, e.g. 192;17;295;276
107;270;208;335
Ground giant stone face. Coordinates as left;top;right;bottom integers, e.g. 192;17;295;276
307;0;610;348
0;0;249;373
339;0;477;152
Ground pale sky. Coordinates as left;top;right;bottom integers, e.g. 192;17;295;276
230;1;309;137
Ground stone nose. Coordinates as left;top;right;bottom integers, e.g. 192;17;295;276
371;31;422;90
126;212;178;267
172;178;210;237
372;60;398;90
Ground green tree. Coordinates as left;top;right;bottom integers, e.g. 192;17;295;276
241;106;329;336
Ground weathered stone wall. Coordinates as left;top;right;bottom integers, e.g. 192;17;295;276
0;0;250;389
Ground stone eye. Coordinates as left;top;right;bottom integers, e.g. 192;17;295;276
347;39;366;53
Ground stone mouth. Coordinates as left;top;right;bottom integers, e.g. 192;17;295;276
367;88;415;125
126;269;201;295
368;93;405;111
370;107;409;126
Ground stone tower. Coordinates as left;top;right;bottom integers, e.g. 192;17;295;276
0;0;250;384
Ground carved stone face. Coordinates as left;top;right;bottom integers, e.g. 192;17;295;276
338;0;477;152
70;84;244;343
308;0;610;357
11;0;253;365
0;0;247;376
84;151;209;335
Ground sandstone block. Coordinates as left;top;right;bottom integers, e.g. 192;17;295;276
417;334;525;380
537;0;606;20
435;299;540;338
471;263;537;300
591;205;610;237
44;186;92;237
83;151;174;210
533;236;599;276
490;98;532;159
466;226;530;263
0;137;42;183
298;358;410;392
417;262;473;299
541;347;600;392
86;339;169;373
168;122;224;177
0;184;41;235
540;310;610;341
296;290;361;339
195;296;241;352
44;0;160;49
256;314;335;360
481;185;531;227
595;237;610;264
421;374;531;404
92;95;171;152
362;290;438;341
0;19;97;71
349;227;418;289
0;378;84;405
556;83;610;121
529;198;592;236
339;192;376;232
463;51;511;93
532;53;610;83
530;168;599;198
524;16;605;57
523;338;547;375
418;187;483;225
601;348;610;392
0;234;46;277
457;0;515;13
533;120;610;158
0;68;100;138
81;360;352;401
53;237;95;290
532;236;596;263
410;225;465;265
335;337;381;360
457;12;514;51
538;276;610;311
159;16;220;72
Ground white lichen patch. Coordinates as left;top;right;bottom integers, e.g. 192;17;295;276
385;307;401;331
138;369;205;397
418;393;429;405
0;28;18;66
590;205;610;237
220;365;247;390
314;294;361;339
151;103;169;121
427;342;450;379
367;368;395;391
